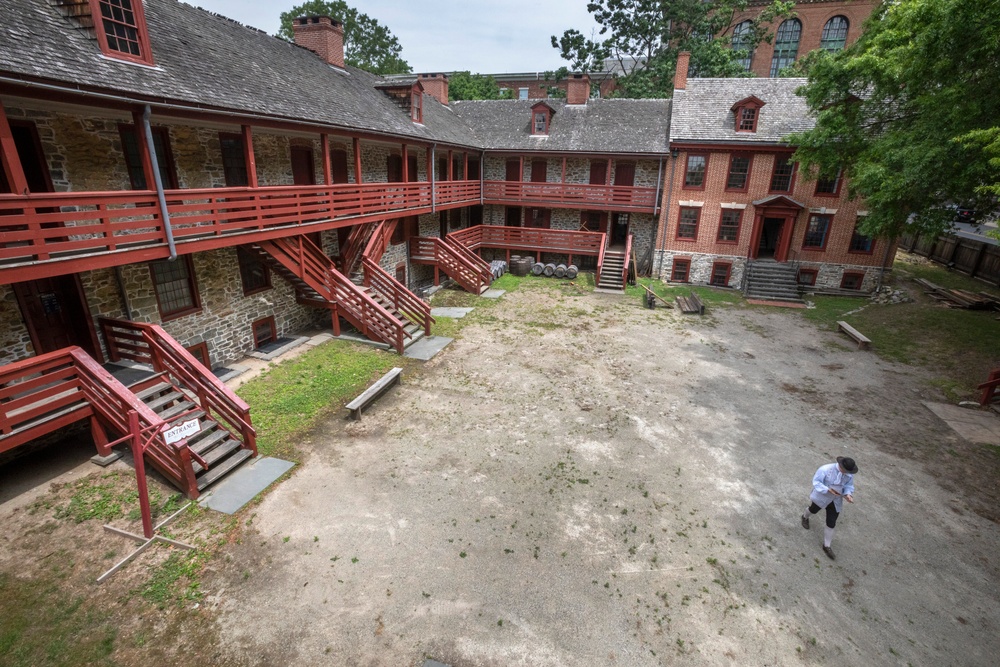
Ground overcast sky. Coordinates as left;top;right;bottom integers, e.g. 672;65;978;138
185;0;601;74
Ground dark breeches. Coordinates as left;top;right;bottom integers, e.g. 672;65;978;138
808;502;839;528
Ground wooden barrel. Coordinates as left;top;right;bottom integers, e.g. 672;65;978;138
554;264;567;278
531;262;545;276
566;264;579;279
543;263;556;277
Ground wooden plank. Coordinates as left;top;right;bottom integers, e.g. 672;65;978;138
837;320;871;350
346;367;403;420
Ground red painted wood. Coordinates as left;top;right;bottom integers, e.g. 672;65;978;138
448;225;606;258
0;101;30;195
482;181;656;212
353;137;362;184
242;125;258;189
321;134;332;186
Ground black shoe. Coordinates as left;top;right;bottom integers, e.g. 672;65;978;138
823;546;835;560
801;515;810;529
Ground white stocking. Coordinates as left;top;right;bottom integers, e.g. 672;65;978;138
824;526;835;548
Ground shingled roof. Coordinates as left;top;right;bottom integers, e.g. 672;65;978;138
669;78;814;146
0;0;477;147
450;99;671;155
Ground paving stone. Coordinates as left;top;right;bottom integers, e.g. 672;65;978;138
403;336;453;361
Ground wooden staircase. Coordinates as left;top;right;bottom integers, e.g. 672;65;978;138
409;235;493;295
597;248;627;291
744;261;803;303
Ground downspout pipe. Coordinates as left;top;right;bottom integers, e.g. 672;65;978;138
142;105;176;260
430;144;437;213
480;150;485;206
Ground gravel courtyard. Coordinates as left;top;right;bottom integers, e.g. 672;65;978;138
211;283;1000;666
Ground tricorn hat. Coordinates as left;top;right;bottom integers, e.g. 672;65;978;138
837;456;859;474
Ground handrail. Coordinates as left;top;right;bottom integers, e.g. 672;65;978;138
444;234;493;283
362;257;434;335
99;317;257;456
340;220;378;276
597;238;607;281
448;225;606;257
622;233;634;289
409;236;488;294
482;181;657;211
363;219;397;264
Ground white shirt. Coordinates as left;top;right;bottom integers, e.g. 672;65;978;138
809;463;855;512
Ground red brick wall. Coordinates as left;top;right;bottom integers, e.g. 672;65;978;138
733;0;877;77
657;147;894;268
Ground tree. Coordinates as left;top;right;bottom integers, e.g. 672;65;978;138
551;1;793;98
787;0;1000;240
448;72;513;101
278;1;411;74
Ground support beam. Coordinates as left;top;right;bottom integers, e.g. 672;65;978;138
0;100;29;194
353;137;362;184
321;133;332;185
131;110;156;192
519;157;524;183
401;143;409;182
463;152;469;181
447;150;453;181
241;125;258;188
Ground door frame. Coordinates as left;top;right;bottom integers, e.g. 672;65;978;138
749;197;803;262
14;273;103;361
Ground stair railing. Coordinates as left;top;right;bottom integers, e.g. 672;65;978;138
362;257;434;335
444;234;494;284
340;220;378;275
432;237;489;293
597;238;607;282
363;219;397;264
99;317;257;457
621;234;634;289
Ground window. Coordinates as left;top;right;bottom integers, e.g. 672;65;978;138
91;0;154;65
849;218;873;253
797;269;817;286
411;88;423;123
119;124;178;190
718;209;742;243
815;169;842;196
840;272;865;290
533;112;549;135
770;155;795;192
677;207;700;240
581;211;605;232
219;133;248;187
519;88;529;100
149;256;200;319
671;258;691;282
505;206;521;227
770;19;802;76
186;342;210;369
821;16;850;52
252;316;277;348
738;107;757;132
683;154;707;189
237;247;270;295
732;20;754;71
710;262;731;287
726;155;751;190
803;214;831;249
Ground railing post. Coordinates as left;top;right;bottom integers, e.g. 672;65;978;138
129;410;154;539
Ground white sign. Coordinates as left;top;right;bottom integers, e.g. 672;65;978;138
164;418;200;445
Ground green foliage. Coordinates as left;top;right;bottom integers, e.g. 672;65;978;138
140;551;208;609
551;0;793;98
448;72;512;101
237;339;401;460
0;573;118;667
277;1;411;74
54;473;138;524
788;0;1000;240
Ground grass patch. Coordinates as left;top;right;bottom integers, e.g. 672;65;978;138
140;551;208;609
626;278;742;308
237;339;403;460
0;572;118;667
896;253;1000;297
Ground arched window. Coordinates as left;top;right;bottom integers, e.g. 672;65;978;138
821;16;849;52
770;19;801;77
732;20;754;71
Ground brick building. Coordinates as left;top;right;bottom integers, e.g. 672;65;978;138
655;53;895;293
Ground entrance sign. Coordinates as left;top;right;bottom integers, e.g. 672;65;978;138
164;418;200;444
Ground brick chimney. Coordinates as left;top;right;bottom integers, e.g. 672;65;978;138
418;73;449;105
567;73;591;105
674;52;690;91
291;16;345;69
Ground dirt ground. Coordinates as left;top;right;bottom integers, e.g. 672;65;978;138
195;284;1000;666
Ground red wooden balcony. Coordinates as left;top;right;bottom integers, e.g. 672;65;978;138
449;225;606;259
483;181;657;213
0;180;482;284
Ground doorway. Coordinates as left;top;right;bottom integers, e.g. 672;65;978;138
14;275;101;360
290;146;315;186
611;212;630;245
758;217;784;258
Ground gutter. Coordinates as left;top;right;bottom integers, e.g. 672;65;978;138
430;144;436;213
142;104;176;260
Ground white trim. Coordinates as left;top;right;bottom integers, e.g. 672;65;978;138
809;207;838;215
720;203;747;210
678;200;704;207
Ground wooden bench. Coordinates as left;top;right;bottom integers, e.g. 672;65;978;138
346;367;403;420
836;321;871;350
675;291;705;315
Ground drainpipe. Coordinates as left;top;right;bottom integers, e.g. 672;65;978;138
142;105;176;260
655;151;679;280
430;144;437;213
480;150;485;206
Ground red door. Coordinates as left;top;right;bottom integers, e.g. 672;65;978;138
14;275;100;359
613;162;635;187
589;161;607;185
531;160;547;182
290;146;315;185
330;149;349;184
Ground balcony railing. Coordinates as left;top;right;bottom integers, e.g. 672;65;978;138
483;181;657;212
449;225;607;258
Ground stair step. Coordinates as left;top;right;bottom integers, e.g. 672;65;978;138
157;399;197;421
192;438;243;474
196;448;254;490
144;389;186;412
133;381;174;402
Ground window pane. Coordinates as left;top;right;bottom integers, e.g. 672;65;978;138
770;156;794;191
738;107;757;131
238;247;270;293
849;220;873;252
770;19;802;76
99;0;144;58
732;21;754;71
804;215;830;248
151;258;196;315
726;156;750;189
684;155;706;187
815;170;841;194
718;210;741;242
821;16;849;52
710;263;730;286
671;259;690;281
220;134;248;187
678;208;699;239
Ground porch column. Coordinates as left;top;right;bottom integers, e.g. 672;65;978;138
561;157;567;183
0;100;29;194
321;133;332;185
353;137;362;183
447;150;453;181
131;110;156;191
463;152;469;180
749;210;764;259
241;125;258;188
518;157;524;182
401;143;409;182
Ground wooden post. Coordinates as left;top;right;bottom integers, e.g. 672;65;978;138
353;137;362;184
606;158;612;186
128;410;154;539
518;157;524;183
241;125;258;188
321;133;332;185
130;110;157;192
0;100;29;195
447;150;453;181
463;152;469;181
401;143;409;182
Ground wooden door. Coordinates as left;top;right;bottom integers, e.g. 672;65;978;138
290;146;315;185
505;159;520;181
387;155;403;183
468;159;481;180
613;162;635;187
330;149;349;183
407;154;419;182
589;161;607;185
14;275;99;359
581;211;608;233
531;159;547;183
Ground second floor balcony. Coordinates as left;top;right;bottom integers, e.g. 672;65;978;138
483;181;658;213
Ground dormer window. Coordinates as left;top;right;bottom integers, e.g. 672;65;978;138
411;86;423;124
91;0;154;65
731;96;765;133
530;102;554;136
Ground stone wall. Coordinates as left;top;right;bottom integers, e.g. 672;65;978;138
483;156;660;186
0;285;34;366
